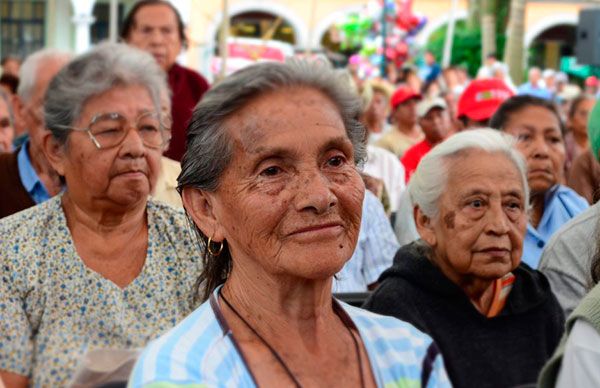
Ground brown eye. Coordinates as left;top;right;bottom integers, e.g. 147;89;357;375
327;155;346;168
469;199;484;208
260;166;282;177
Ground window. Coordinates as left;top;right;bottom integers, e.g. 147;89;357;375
91;2;125;44
0;1;46;60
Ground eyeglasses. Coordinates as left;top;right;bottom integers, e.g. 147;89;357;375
55;111;172;150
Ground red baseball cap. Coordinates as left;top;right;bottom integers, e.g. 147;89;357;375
586;76;598;87
457;79;514;121
390;86;422;110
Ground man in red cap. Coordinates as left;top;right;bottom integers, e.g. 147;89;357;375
375;86;423;158
401;97;452;182
456;78;514;130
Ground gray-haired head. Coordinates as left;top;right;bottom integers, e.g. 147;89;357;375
0;88;14;127
177;58;366;300
178;58;366;193
408;128;529;219
44;42;168;145
17;48;72;103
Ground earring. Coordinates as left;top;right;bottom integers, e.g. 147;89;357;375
207;236;224;256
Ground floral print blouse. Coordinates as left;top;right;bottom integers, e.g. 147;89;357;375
0;195;203;387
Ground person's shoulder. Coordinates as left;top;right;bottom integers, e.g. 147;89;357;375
147;197;187;225
367;144;396;159
539;201;600;268
0;149;17;164
374;131;397;147
555;185;590;212
0;195;62;235
344;302;430;345
342;303;449;387
550;200;599;238
400;143;417;161
160;156;181;175
171;63;209;89
146;198;200;254
0;150;19;180
400;141;427;167
129;301;223;387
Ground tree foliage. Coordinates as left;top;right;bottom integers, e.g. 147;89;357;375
426;21;505;77
426;0;509;76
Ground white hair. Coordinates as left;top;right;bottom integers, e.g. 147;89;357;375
17;48;72;102
408;128;529;218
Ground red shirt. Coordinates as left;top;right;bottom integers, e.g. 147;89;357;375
166;63;210;161
400;139;433;182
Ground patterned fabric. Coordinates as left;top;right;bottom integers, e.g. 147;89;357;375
333;190;399;292
0;194;203;387
487;272;516;318
128;286;451;388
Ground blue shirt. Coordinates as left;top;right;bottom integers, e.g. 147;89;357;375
517;82;553;100
523;185;588;268
333;190;400;292
128;286;451;388
17;141;51;204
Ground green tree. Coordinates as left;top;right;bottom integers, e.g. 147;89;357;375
426;0;509;76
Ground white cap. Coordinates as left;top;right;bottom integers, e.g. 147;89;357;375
416;97;447;118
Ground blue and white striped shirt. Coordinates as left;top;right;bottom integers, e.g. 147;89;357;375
128;287;450;388
333;190;400;293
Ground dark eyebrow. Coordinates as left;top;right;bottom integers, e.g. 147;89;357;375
248;145;296;160
543;127;562;135
248;135;351;156
518;125;536;132
318;135;353;155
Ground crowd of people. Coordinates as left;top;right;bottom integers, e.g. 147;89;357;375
1;0;600;387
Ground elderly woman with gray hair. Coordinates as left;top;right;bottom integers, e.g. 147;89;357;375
364;129;564;388
128;60;450;387
0;43;202;387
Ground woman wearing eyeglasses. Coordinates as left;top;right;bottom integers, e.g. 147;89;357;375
0;43;203;388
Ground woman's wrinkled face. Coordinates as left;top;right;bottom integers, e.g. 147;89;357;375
570;97;595;138
502;105;565;194
59;85;162;207
423;151;527;281
209;87;365;280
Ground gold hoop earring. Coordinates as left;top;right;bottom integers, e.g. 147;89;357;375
207;236;224;256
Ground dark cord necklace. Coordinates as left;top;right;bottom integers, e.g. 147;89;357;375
219;289;365;388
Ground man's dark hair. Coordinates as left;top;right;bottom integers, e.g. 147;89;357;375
489;95;565;134
120;0;187;48
0;74;19;94
487;52;497;60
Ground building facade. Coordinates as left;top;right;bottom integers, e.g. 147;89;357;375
1;0;599;78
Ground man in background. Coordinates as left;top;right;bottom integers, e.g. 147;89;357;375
1;56;21;77
401;97;452;182
121;0;209;161
375;86;423;158
0;49;70;218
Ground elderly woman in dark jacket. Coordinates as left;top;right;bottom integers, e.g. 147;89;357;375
364;129;565;388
